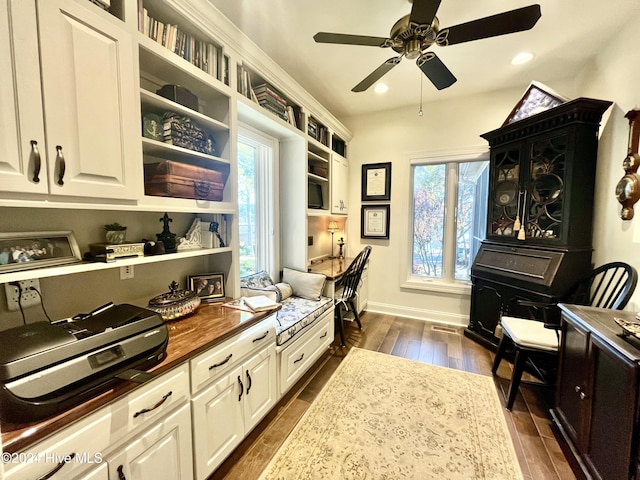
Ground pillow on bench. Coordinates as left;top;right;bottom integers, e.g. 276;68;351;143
282;267;326;301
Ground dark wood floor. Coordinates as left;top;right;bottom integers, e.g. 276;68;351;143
208;311;576;480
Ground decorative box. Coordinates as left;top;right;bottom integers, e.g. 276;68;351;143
144;160;225;201
156;84;199;111
88;242;145;263
163;112;216;156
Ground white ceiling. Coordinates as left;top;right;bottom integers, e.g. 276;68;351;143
209;0;640;119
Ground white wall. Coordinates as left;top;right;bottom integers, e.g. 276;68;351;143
342;11;640;323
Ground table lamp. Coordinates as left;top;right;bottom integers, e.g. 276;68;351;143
328;221;339;258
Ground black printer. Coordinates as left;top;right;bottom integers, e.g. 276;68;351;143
0;303;168;423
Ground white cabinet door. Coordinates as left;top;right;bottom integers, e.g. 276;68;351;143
242;344;277;433
108;403;193;480
0;1;48;194
36;0;141;200
191;366;245;480
331;155;348;214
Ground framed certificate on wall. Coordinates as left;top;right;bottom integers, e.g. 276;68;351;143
361;162;391;201
361;204;390;239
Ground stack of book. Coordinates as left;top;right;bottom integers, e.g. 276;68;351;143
139;8;222;79
163;113;215;155
253;84;288;123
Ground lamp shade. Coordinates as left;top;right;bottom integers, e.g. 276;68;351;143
328;221;339;232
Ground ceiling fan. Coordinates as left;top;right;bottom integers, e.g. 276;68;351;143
313;0;542;92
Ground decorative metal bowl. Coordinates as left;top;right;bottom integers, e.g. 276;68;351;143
148;281;200;321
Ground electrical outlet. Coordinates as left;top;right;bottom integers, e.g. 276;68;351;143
5;279;41;311
120;265;134;280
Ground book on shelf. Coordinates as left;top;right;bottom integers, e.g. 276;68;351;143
139;7;222;80
243;295;279;312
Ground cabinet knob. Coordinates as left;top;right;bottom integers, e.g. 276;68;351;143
579;391;588;400
574;385;581;393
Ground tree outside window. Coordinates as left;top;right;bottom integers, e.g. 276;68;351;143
411;159;488;283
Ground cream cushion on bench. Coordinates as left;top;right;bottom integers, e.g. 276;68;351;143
240;270;332;347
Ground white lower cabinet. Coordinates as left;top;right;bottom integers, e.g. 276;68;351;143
191;343;277;480
74;462;109;480
107;403;193;480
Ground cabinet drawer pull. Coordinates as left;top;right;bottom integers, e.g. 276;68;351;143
319;331;328;339
238;376;244;401
252;331;269;342
579;391;588;400
133;390;172;418
55;145;65;186
37;452;75;480
246;369;252;394
294;353;304;364
30;140;41;183
117;465;127;480
209;353;233;369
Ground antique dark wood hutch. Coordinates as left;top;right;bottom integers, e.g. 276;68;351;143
466;97;612;348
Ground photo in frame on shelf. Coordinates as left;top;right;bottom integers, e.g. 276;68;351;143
361;162;391;201
361;204;390;240
188;273;226;302
0;231;82;273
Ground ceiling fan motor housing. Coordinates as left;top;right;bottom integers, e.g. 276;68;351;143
390;14;439;58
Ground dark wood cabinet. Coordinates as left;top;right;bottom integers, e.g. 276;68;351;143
466;98;611;348
482;98;611;247
552;304;640;480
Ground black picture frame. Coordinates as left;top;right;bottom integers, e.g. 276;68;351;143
0;231;82;273
361;205;390;239
361;162;391;201
188;273;226;302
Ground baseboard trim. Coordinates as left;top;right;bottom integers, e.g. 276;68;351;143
364;301;468;327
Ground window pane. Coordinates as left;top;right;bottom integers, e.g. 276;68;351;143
412;164;445;278
238;141;257;276
455;162;488;280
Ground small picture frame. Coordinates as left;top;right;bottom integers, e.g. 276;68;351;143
0;231;82;273
188;273;226;302
362;162;391;201
142;113;164;141
361;204;390;239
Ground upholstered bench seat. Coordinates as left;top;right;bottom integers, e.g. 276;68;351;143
276;295;333;346
240;269;333;347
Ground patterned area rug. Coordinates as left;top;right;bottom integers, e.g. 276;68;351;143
259;348;522;480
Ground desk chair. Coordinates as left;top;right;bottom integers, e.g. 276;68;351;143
334;245;371;346
492;261;638;410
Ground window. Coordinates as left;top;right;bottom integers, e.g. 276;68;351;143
406;150;489;291
237;127;277;278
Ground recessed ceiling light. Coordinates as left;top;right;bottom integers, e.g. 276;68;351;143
511;52;535;65
374;83;389;94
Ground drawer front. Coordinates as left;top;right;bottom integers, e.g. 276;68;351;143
124;363;190;434
4;409;112;480
190;316;276;394
278;310;333;395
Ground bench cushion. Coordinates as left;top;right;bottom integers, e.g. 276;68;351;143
276;295;333;346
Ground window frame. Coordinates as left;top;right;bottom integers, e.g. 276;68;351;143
237;125;280;280
401;147;489;295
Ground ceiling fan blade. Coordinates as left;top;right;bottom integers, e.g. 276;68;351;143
352;57;402;92
314;32;389;47
409;0;442;25
436;4;541;46
417;53;457;90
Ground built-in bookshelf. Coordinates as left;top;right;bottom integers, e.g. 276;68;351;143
138;0;229;85
308;115;329;147
332;134;347;158
237;62;303;131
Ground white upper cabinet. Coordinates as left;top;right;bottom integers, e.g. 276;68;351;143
0;0;141;200
0;1;47;194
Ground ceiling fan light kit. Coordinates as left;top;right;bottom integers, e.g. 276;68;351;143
313;0;542;93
